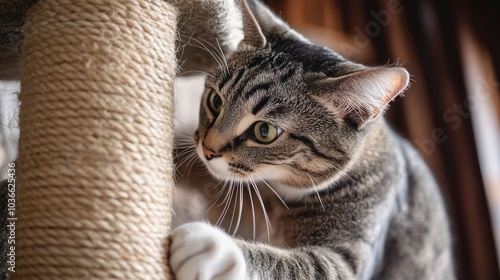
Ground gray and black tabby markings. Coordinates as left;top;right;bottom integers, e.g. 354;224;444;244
175;0;455;279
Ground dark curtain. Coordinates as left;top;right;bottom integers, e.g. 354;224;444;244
264;0;500;279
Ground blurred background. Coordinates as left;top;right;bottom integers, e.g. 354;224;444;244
2;0;500;278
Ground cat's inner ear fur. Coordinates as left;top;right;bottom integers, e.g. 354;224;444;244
312;67;410;127
240;0;266;48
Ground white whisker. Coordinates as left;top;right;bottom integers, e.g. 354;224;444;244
175;147;196;159
182;36;226;74
255;175;289;210
228;182;239;234
176;31;194;65
217;178;233;207
232;182;244;236
245;184;256;240
196;36;229;76
250;178;272;242
308;175;325;211
185;154;201;178
216;179;236;227
204;175;230;215
175;150;198;178
215;38;230;75
174;139;196;146
176;150;198;167
178;70;215;78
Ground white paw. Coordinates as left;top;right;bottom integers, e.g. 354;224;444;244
169;222;247;280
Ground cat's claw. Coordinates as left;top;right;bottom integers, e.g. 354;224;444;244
169;222;247;280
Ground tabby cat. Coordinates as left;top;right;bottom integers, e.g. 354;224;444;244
170;0;454;279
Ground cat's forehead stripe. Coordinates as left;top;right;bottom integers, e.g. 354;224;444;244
231;68;245;89
218;71;231;91
247;57;264;69
245;82;272;99
252;96;270;115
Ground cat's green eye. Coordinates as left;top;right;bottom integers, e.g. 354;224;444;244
253;121;281;144
208;90;223;114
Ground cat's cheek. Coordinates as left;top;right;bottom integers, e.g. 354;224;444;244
260;166;292;183
169;222;247;280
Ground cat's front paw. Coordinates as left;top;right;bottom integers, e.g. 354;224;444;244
169;222;247;280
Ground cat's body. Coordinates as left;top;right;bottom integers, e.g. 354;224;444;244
170;1;454;279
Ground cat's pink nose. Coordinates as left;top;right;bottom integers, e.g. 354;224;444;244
202;143;221;161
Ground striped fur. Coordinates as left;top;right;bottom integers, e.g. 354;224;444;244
171;1;454;279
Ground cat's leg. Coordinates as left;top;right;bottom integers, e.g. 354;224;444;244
237;241;356;280
169;222;358;280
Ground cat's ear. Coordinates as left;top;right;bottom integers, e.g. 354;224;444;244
312;67;410;128
241;0;266;48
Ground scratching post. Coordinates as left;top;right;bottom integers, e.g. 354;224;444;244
14;0;176;278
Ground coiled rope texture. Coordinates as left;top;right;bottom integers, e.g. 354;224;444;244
14;0;177;278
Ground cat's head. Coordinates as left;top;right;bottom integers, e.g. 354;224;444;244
194;0;409;196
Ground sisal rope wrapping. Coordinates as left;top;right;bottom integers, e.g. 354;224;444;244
14;0;177;278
